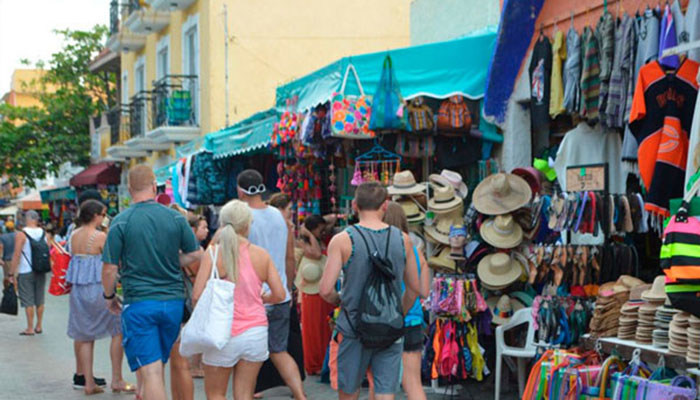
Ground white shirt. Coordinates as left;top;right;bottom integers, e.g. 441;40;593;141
17;227;45;274
248;206;291;303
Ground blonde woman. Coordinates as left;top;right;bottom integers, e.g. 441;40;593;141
192;200;286;400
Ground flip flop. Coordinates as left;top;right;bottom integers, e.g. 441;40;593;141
112;382;137;393
34;329;42;334
19;331;34;336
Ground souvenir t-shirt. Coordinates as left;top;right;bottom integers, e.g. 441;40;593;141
102;200;199;304
549;30;567;118
629;59;700;217
529;35;553;145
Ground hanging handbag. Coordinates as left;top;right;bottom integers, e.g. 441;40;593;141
330;63;374;139
179;245;235;357
437;95;472;133
580;355;625;400
661;177;700;317
406;96;434;133
369;55;409;131
48;242;71;296
0;282;18;315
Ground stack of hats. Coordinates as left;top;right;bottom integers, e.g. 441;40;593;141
423;171;466;263
477;253;525;291
652;299;678;349
590;276;645;338
636;276;666;344
688;315;700;364
668;311;690;357
618;284;650;340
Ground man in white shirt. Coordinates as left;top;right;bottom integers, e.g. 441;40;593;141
237;169;306;400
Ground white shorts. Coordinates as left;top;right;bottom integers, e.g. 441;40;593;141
202;326;269;368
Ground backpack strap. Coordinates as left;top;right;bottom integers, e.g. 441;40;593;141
20;230;35;267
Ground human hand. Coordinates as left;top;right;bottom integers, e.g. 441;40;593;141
107;298;122;315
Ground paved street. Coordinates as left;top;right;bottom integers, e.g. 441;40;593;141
0;287;517;399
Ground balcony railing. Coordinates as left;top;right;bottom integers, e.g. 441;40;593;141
107;105;130;145
110;0;120;34
151;75;198;130
129;92;151;139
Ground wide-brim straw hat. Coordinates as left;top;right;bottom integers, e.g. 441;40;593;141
425;216;458;245
294;256;326;295
511;167;543;198
472;173;531;215
477;253;523;289
430;170;469;199
642;275;667;302
480;214;523;249
400;201;425;224
487;294;514;325
428;247;456;271
388;170;426;196
429;185;463;212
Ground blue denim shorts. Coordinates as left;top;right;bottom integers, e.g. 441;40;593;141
121;299;184;372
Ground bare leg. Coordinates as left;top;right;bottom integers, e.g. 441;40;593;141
339;390;360;400
190;354;204;378
110;334;135;391
233;360;264;400
169;341;193;400
34;304;44;332
140;360;167;400
401;352;427;400
76;341;97;393
203;364;232;400
270;351;306;400
22;306;35;334
375;394;396;400
74;341;83;376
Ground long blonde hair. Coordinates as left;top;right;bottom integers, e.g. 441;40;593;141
217;199;252;283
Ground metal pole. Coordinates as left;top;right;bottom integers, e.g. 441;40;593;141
223;3;230;127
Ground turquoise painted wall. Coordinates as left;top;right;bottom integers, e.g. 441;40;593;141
410;0;500;45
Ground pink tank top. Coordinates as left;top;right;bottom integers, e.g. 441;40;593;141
232;243;268;336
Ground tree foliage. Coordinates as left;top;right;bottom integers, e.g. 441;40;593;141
0;25;113;187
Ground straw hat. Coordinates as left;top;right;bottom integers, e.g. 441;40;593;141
388;170;426;196
428;185;463;212
480;214;523;249
425;216;458;245
400;201;425;224
477;253;522;290
472;173;531;215
428;247;456;271
294;256;326;295
642;276;667;302
490;295;514;325
430;170;469;199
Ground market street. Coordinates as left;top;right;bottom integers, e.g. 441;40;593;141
0;287;516;400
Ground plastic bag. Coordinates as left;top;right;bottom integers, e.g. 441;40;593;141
49;243;71;296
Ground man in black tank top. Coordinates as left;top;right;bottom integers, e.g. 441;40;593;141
320;182;420;400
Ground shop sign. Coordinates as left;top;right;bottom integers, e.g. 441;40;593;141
566;164;607;192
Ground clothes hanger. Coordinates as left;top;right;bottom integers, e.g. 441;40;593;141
354;140;402;163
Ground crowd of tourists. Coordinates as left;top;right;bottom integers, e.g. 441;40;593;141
2;164;429;400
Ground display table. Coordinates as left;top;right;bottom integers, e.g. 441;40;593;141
581;335;691;370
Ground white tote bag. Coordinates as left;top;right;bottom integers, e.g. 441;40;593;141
180;246;235;357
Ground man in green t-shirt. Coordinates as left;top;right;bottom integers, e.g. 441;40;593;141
102;165;201;400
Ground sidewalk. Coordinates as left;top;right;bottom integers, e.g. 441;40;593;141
0;287;517;399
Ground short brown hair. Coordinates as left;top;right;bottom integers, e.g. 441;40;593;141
355;182;388;211
128;164;156;192
188;214;205;228
383;201;409;233
268;192;291;210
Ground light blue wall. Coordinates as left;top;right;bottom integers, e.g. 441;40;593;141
410;0;501;45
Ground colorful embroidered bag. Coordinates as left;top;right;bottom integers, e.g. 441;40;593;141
406;96;434;132
330;64;375;139
437;95;472;132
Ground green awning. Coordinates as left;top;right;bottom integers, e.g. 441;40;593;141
40;186;76;203
276;26;497;112
206;109;279;159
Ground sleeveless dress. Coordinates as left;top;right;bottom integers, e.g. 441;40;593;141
66;230;121;341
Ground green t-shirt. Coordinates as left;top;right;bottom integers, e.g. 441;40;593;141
102;200;198;304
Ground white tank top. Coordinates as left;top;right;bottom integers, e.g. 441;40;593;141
18;227;45;274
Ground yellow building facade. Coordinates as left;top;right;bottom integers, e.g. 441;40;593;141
104;0;410;168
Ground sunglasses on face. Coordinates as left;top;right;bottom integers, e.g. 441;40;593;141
239;184;266;196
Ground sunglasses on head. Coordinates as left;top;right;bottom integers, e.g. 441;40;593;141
239;184;266;196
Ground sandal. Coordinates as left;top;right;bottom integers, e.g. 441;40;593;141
112;382;137;393
19;331;34;336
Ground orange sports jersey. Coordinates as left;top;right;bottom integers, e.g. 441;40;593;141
629;59;700;217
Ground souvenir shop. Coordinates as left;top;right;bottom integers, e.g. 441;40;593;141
474;0;700;398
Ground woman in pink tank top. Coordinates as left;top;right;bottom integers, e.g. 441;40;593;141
192;200;285;400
